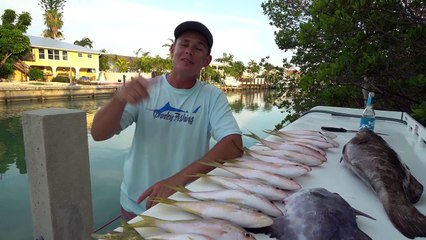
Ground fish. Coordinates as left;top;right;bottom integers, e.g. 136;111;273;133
145;233;213;240
167;185;282;217
248;148;325;166
189;173;292;200
262;188;373;240
201;161;301;190
150;197;273;228
278;129;338;139
264;129;338;149
244;130;327;161
131;215;255;240
243;148;312;170
230;158;309;178
91;221;144;240
341;129;426;239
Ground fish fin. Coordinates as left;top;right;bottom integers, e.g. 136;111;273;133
353;208;376;220
186;173;208;178
243;129;262;142
162;184;189;193
129;214;157;228
91;232;120;239
198;160;223;168
149;197;177;205
386;203;426;238
408;174;423;203
263;129;277;135
222;159;240;165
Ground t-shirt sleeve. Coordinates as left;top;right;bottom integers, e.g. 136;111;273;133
209;90;242;141
119;103;139;131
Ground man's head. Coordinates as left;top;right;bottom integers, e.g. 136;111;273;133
174;21;213;54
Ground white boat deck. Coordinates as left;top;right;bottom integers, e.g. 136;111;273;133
125;106;426;240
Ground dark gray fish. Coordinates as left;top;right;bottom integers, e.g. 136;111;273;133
261;188;372;240
341;129;426;239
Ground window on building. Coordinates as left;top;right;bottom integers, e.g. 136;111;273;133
88;54;92;58
48;49;54;59
39;48;45;59
54;50;60;60
63;51;68;60
47;49;60;60
78;53;83;57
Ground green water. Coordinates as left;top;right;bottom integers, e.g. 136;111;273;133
0;90;286;239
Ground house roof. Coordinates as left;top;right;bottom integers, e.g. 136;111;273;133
27;35;102;54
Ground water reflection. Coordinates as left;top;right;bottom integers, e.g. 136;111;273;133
0;89;285;240
0;90;278;176
0;99;110;176
226;90;274;113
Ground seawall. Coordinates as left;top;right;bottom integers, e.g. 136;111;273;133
0;82;121;103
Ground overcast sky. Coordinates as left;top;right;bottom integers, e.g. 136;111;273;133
1;0;293;66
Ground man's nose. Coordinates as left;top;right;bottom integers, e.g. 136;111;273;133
185;47;194;55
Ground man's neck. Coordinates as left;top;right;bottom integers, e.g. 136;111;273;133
166;72;197;89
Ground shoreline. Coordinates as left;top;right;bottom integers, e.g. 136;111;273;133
0;81;121;103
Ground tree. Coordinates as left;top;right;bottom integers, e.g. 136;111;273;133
39;0;66;39
99;49;110;71
262;0;426;126
247;59;261;84
200;65;221;83
228;61;246;80
0;9;32;76
162;38;174;53
115;58;129;73
74;37;93;48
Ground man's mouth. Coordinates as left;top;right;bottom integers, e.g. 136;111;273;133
181;58;193;64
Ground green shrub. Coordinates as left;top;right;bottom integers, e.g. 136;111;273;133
52;76;70;83
28;68;44;80
0;63;14;78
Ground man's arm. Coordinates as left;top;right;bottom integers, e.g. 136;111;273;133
138;133;243;208
91;77;151;141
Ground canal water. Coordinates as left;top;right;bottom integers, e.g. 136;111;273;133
0;90;286;239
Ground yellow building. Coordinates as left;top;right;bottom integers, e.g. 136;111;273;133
15;35;102;81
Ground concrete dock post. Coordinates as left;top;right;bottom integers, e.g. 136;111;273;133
22;108;93;240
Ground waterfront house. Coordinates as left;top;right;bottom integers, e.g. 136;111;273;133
14;35;102;81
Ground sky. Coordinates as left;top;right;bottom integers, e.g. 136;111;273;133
1;0;293;66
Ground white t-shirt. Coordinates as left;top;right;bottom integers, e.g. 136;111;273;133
118;74;241;213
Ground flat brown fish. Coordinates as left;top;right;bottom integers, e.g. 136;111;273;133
341;129;426;239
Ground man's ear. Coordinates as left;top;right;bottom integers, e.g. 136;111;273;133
203;55;212;67
169;43;175;58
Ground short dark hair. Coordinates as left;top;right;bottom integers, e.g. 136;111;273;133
174;21;213;53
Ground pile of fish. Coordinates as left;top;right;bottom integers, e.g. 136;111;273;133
102;129;343;239
341;129;426;239
95;129;375;240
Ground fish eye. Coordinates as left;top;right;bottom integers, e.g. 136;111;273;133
245;232;252;238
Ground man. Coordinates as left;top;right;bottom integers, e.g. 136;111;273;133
91;21;243;220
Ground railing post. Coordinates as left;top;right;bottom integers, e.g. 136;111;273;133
22;108;93;240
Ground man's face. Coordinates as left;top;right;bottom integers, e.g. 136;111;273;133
170;31;212;76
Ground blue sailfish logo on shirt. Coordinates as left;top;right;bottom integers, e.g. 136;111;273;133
155;102;188;114
150;102;199;125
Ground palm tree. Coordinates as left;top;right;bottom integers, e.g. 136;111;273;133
74;37;93;48
115;58;129;73
162;38;174;58
39;0;65;39
42;9;64;39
